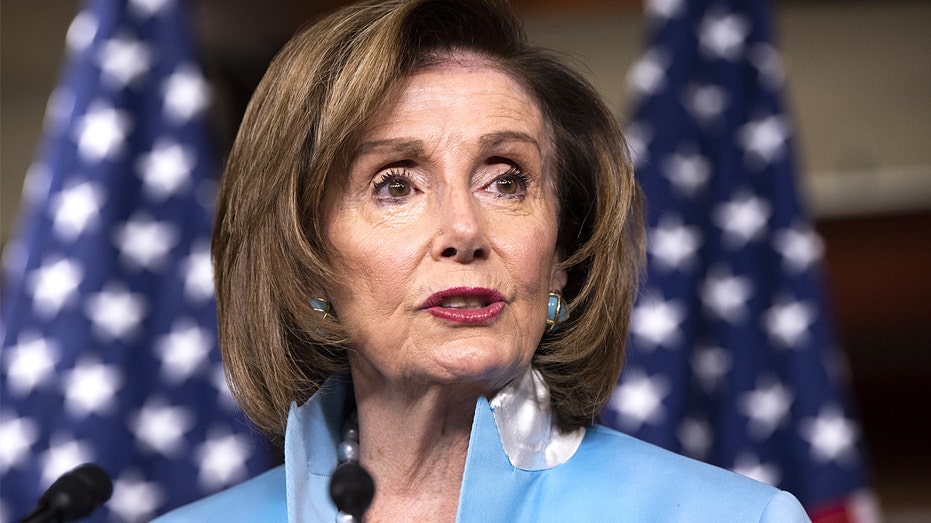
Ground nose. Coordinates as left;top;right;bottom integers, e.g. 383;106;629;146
431;187;490;263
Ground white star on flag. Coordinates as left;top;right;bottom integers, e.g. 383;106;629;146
773;224;824;273
113;213;180;271
129;0;171;17
801;406;860;465
130;398;195;457
764;298;816;348
699;11;750;61
631;295;686;349
26;258;84;318
63;359;124;418
713;191;771;248
739;377;793;439
210;364;240;412
181;242;215;302
732;453;781;487
678;417;712;460
738;114;789;168
65;11;98;54
45;88;78;133
648;216;702;271
97;36;152;88
73;104;132;162
691;345;732;393
109;471;168;523
50;181;106;241
137;139;196;201
662;150;711;196
84;284;148;341
624;122;652;168
701;268;754;323
0;416;40;471
162;65;210;123
155;320;213;384
609;371;670;431
40;434;95;485
3;333;60;397
748;43;786;90
628;47;669;96
195;430;253;490
684;83;729;123
646;0;684;20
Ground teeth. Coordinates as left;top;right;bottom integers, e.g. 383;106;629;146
441;296;486;309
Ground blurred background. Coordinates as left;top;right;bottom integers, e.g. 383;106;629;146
2;0;929;520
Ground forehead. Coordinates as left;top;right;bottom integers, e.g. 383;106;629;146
360;53;548;145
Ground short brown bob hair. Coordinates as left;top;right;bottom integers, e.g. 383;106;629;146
212;0;644;439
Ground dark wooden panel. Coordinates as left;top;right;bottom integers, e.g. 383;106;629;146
817;211;931;508
819;212;931;333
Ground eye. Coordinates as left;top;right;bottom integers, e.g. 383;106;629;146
486;165;528;198
373;169;415;200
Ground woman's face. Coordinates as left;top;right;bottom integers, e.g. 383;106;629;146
326;55;565;394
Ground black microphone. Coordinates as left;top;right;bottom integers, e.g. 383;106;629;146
20;463;113;523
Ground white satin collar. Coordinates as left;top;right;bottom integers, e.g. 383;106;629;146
489;367;585;470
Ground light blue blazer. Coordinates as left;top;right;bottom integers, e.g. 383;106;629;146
155;378;810;522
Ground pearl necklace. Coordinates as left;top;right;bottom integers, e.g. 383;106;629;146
329;411;375;522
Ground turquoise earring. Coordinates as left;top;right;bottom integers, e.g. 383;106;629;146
310;298;332;319
545;291;568;333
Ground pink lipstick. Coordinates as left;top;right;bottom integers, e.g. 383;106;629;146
421;287;506;323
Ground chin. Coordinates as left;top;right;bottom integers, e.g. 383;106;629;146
428;342;531;390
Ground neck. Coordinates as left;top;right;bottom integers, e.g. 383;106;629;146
352;380;484;522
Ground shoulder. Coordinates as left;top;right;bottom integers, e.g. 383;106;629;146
567;425;810;522
579;424;767;491
152;465;286;523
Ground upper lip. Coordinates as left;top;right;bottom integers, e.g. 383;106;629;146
420;287;506;309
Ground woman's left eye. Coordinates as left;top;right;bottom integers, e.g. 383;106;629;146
487;166;528;198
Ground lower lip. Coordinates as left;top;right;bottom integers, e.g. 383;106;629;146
425;302;505;323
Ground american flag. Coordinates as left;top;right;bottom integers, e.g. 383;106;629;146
0;0;269;521
600;0;879;520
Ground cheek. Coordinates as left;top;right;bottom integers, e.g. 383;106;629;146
329;225;421;317
499;223;559;293
525;211;560;276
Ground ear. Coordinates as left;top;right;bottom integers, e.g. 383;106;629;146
549;252;567;292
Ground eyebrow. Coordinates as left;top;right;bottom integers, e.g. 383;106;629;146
354;131;541;161
479;131;542;155
354;138;426;160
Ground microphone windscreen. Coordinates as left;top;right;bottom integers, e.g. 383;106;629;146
39;463;113;521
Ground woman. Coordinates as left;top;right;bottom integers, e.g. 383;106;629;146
157;0;810;521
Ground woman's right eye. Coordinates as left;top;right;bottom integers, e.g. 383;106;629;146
372;169;415;200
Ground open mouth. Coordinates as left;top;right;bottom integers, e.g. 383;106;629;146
422;287;505;309
421;287;506;323
440;296;489;310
